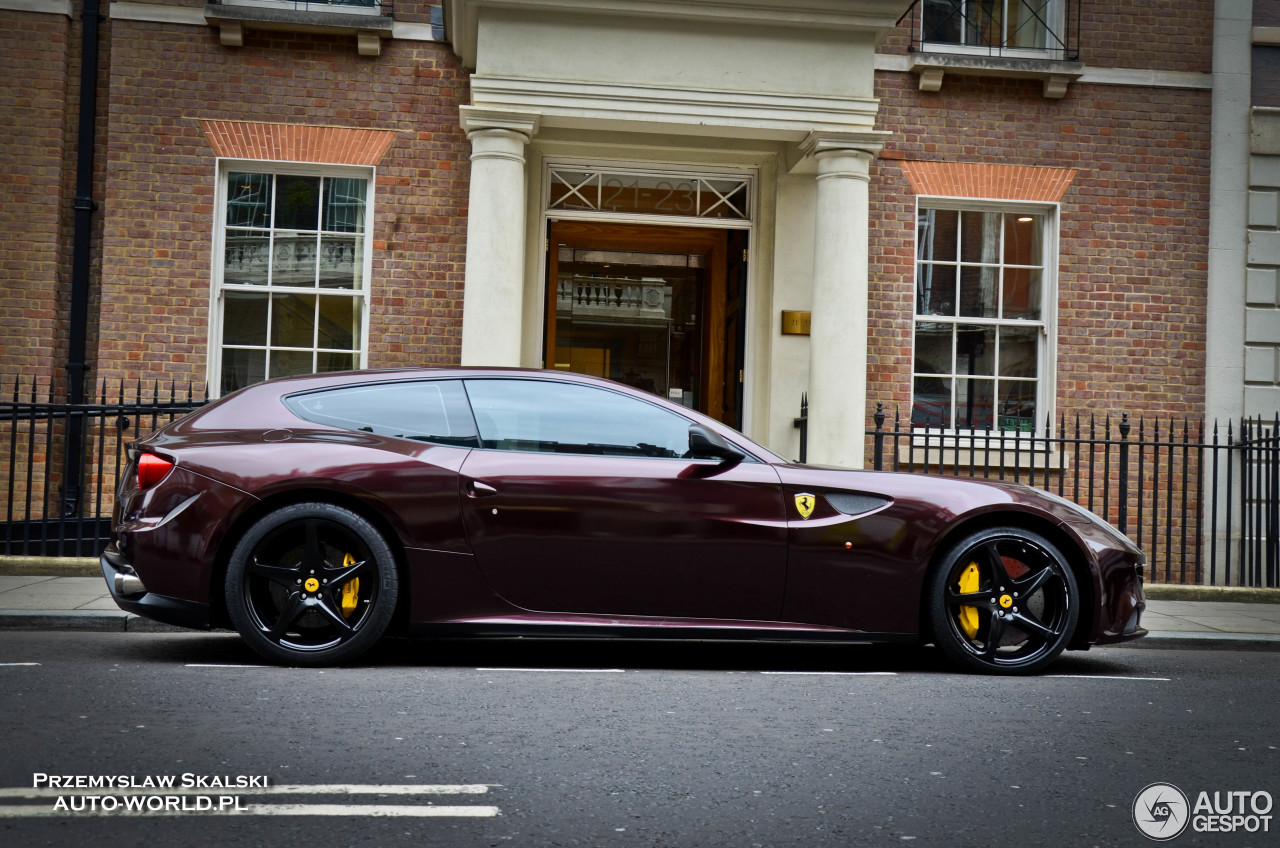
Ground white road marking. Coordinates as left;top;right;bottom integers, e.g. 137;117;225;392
0;784;500;818
0;663;40;667
762;676;896;681
0;784;492;799
0;804;500;818
476;667;624;673
1046;675;1170;681
184;664;268;668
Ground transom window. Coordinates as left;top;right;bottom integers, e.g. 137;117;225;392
547;167;751;222
913;205;1054;433
215;167;372;395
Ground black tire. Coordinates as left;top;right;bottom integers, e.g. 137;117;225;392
225;503;398;666
926;526;1079;675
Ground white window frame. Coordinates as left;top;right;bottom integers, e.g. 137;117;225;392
208;159;375;398
910;196;1059;441
919;0;1068;61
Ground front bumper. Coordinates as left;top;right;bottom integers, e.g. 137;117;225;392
101;545;211;630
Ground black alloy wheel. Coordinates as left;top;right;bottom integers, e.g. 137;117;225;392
225;503;398;666
927;527;1079;675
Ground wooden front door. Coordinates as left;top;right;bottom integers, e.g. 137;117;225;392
546;221;743;426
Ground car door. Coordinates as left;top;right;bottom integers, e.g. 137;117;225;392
457;377;788;622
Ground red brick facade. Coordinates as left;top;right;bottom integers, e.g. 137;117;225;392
0;9;76;382
95;14;471;386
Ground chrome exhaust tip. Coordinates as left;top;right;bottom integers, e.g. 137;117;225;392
114;572;146;596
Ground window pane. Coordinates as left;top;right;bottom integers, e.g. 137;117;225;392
224;231;270;286
914;322;953;375
912;375;952;429
955;378;995;430
1002;267;1042;319
998;380;1037;432
1004;213;1043;266
285;381;477;447
999;326;1039;377
274;175;320;231
223;291;268;346
917;264;956;316
917;208;958;262
956;325;997;376
226;173;271;228
270;293;316;348
270;350;313;379
221;348;265;395
958;265;998;318
317;295;360;351
921;0;963;43
316;352;359;373
1007;0;1048;49
323;177;367;233
465;379;690;458
960;211;1000;265
272;233;318;287
966;0;1000;46
318;236;362;289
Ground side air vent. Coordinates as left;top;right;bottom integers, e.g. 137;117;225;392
825;493;890;517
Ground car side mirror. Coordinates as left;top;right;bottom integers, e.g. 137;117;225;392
688;424;744;468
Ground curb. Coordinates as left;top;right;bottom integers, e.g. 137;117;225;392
1120;630;1280;652
0;610;190;633
0;557;100;577
1143;584;1280;604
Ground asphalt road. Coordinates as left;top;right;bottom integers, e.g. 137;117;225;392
0;632;1276;847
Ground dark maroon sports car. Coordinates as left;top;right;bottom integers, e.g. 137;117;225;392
101;368;1146;673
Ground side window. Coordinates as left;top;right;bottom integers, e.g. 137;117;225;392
284;380;478;447
463;379;690;458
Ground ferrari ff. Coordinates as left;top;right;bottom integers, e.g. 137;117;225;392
101;368;1147;673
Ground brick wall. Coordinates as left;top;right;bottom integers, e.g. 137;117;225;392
881;0;1215;72
868;73;1212;425
96;17;470;386
0;9;74;380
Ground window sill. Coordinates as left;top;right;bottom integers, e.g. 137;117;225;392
894;435;1070;471
204;3;393;55
906;52;1085;99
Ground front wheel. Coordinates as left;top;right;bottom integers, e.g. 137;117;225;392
926;527;1079;675
225;503;399;666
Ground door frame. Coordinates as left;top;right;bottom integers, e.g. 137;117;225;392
546;220;731;422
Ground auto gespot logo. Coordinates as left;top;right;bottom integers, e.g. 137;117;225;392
1133;782;1274;840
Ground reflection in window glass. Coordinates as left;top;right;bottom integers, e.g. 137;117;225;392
464;379;691;458
913;205;1049;431
218;170;370;395
285;381;478;447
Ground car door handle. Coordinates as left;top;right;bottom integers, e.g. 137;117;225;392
467;480;498;498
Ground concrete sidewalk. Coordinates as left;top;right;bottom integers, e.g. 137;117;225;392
1;571;1279;648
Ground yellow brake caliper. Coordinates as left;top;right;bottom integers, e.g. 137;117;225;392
957;562;981;640
340;553;360;617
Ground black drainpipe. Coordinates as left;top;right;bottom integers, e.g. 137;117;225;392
62;0;102;516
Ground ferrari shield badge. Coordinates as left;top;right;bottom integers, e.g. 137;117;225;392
794;493;816;519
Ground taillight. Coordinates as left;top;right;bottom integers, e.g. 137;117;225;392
137;453;175;490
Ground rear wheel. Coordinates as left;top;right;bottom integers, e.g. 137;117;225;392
927;527;1079;675
225;503;398;666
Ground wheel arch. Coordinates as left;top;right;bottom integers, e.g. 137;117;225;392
917;509;1095;651
208;488;410;631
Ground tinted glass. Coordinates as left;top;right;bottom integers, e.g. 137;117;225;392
285;380;478;447
464;379;690;458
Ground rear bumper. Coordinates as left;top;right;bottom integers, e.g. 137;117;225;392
101;545;211;630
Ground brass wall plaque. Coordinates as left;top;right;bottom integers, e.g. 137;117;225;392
780;310;811;335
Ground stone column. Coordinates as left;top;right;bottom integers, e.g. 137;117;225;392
459;107;540;366
801;132;885;469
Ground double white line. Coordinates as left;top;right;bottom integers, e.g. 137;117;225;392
0;784;500;818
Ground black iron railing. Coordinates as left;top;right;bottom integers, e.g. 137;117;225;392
900;0;1080;61
793;402;1280;588
1;378;207;557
